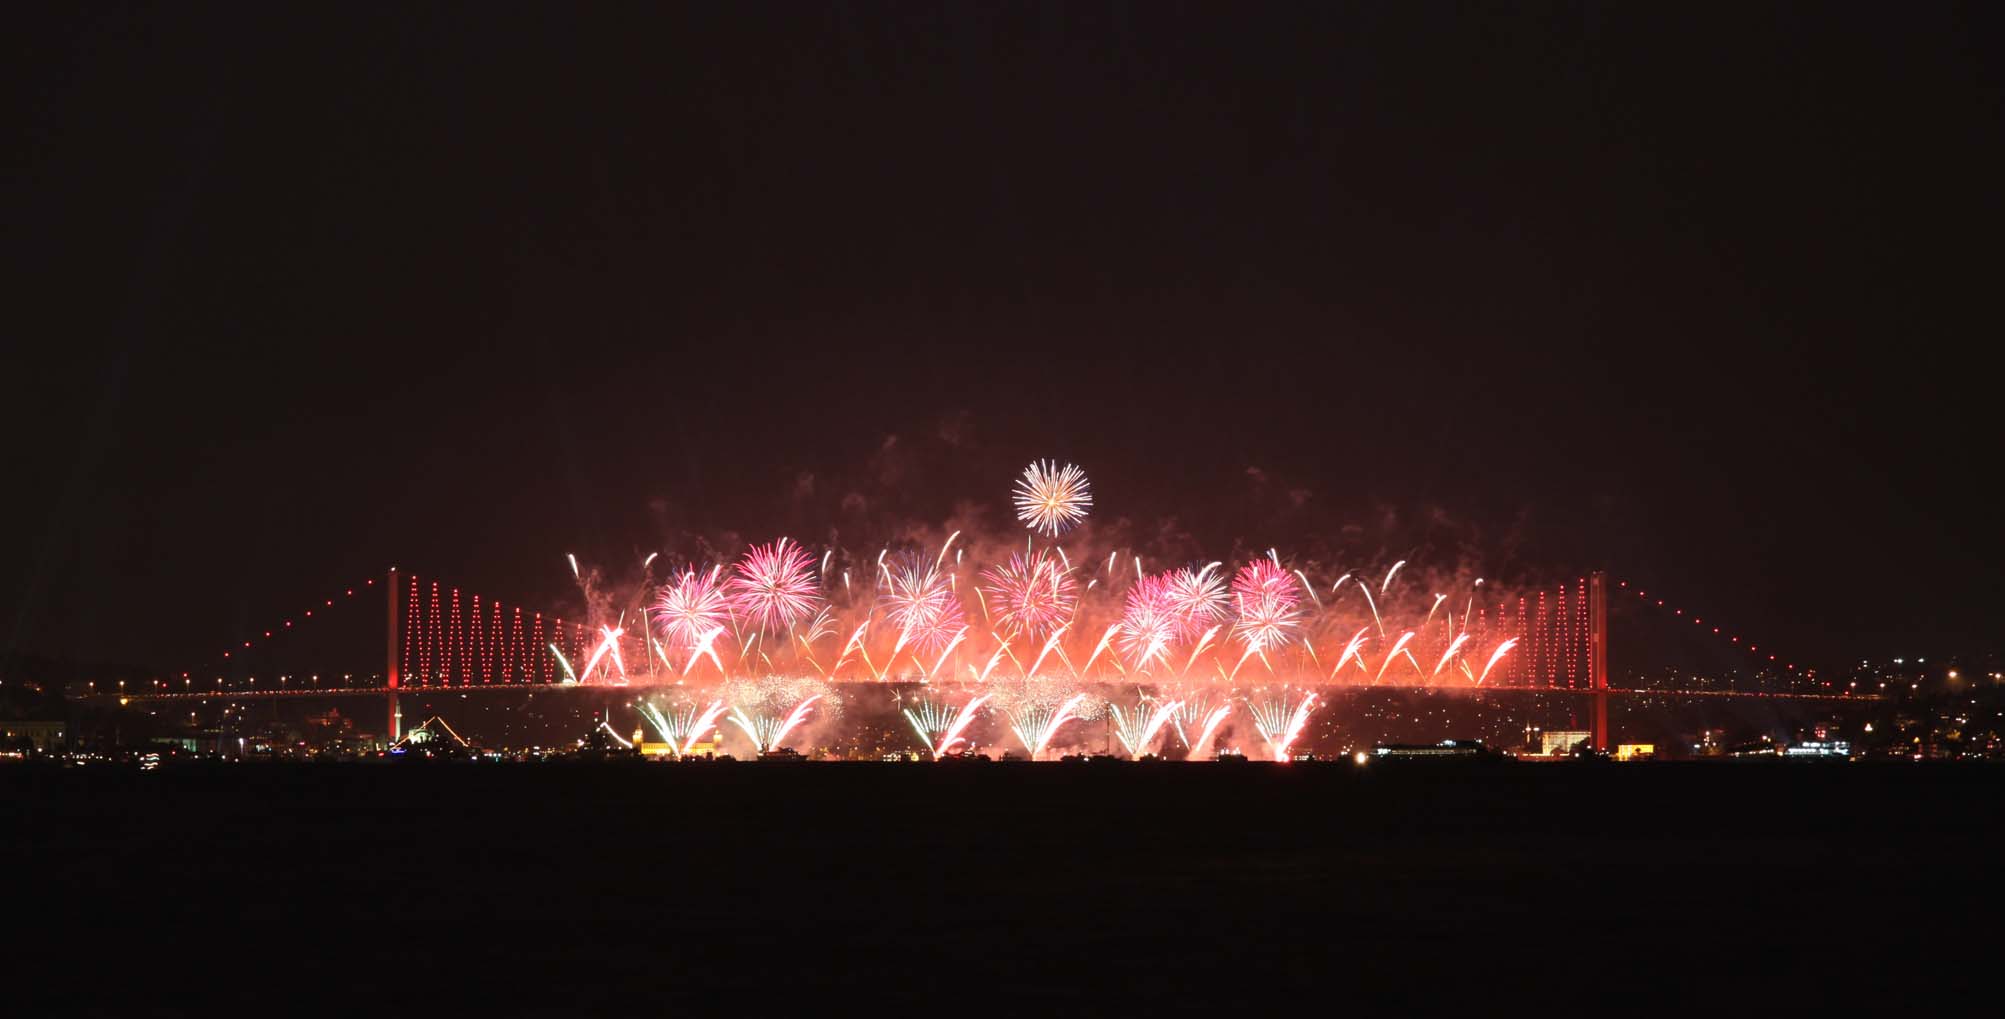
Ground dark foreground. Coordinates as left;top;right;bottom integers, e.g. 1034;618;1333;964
7;760;2001;1011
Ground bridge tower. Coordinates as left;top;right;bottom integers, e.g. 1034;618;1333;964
386;566;401;744
1590;571;1609;751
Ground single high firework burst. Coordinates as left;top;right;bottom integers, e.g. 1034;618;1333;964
1012;459;1092;536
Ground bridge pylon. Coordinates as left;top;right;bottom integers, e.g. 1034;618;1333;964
1590;570;1609;751
386;566;401;744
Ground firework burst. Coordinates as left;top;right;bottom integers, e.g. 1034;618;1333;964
1164;563;1231;642
653;566;732;648
883;556;965;655
980;551;1079;639
1230;560;1302;653
1012;459;1092;536
728;537;821;634
1116;573;1178;671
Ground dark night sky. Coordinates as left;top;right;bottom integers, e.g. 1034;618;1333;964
5;3;2000;674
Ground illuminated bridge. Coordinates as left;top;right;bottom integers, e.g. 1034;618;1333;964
101;567;1867;750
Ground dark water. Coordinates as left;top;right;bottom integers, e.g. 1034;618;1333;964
7;760;1998;1011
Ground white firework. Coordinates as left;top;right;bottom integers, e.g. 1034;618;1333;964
1012;460;1092;536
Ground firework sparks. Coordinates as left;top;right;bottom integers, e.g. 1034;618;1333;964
903;692;992;758
1012;460;1092;536
993;677;1090;759
1230;560;1302;653
1164;563;1231;642
654;566;732;649
729;537;821;634
725;676;830;752
1109;696;1182;758
883;556;965;655
1476;638;1520;685
1249;690;1318;762
1117;573;1178;671
577;625;628;684
638;698;727;755
980;551;1079;639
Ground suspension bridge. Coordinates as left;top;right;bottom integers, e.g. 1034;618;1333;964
93;563;1869;751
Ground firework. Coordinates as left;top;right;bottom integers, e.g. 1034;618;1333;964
1230;559;1301;653
549;643;578;683
902;692;992;758
1476;638;1519;685
1248;689;1318;762
1431;632;1472;677
1329;626;1372;680
577;625;629;684
1187;703;1233;759
1374;631;1419;683
729;537;821;634
1109;696;1182;758
992;677;1090;759
1012;460;1092;536
980;551;1079;639
723;675;832;753
1117;574;1178;671
883;556;965;655
637;697;727;755
654;566;732;648
1164;563;1231;642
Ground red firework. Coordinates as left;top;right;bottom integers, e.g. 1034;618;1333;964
1230;559;1301;652
979;550;1079;638
653;565;732;647
728;537;821;633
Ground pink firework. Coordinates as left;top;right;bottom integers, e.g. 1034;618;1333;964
728;537;821;633
1116;573;1178;669
653;566;732;648
1230;559;1301;652
979;551;1079;638
1164;563;1231;642
884;557;965;654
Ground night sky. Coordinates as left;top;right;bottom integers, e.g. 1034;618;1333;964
6;4;2000;675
